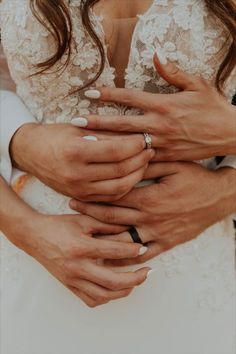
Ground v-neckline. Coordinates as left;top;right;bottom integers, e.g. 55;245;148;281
91;0;156;89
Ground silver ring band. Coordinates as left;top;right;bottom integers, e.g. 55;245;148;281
143;133;152;149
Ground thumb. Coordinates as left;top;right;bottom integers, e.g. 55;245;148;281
153;48;201;91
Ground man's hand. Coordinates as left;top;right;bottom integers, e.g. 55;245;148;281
70;162;236;266
75;52;236;161
10;123;154;202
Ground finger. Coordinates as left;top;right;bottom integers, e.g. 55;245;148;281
86;87;171;112
70;200;140;225
70;278;133;303
95;231;133;243
153;50;206;91
78;136;145;162
79;114;154;133
69;286;97;308
79;263;150;291
105;241;164;267
72;194;129;203
143;162;179;179
89;165;147;196
80;237;148;259
86;149;154;181
96;229;151;244
85;216;129;235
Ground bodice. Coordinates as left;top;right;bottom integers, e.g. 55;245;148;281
1;0;235;126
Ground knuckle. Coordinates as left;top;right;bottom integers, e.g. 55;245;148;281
114;181;128;195
73;243;88;257
96;294;109;304
114;161;129;177
162;150;176;161
120;91;133;105
75;193;91;202
103;208;116;222
110;144;122;161
62;171;77;184
63;261;74;280
105;279;119;290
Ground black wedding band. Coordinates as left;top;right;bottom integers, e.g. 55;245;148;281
128;227;143;244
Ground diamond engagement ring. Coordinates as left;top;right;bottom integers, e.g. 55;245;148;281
143;133;152;149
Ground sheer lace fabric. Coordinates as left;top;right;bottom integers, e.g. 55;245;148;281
0;1;235;354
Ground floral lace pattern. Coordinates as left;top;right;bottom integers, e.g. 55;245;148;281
0;0;235;312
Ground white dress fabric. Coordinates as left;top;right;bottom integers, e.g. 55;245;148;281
1;1;235;353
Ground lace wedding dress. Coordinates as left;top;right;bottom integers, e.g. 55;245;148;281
1;1;235;353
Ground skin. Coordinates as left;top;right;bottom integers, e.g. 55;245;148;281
1;1;235;307
0;177;150;307
70;162;236;266
78;54;236;160
11;124;154;202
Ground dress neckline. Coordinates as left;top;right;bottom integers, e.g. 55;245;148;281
90;0;157;89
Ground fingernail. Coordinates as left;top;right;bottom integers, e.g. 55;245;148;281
147;269;158;278
84;89;101;99
71;117;88;127
155;48;167;65
138;246;148;256
83;135;98;141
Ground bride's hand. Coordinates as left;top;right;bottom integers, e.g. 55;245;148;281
76;53;236;161
21;213;150;307
10;123;154;202
70;162;236;266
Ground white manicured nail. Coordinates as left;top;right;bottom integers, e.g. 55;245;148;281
84;89;101;99
147;269;158;278
155;48;167;65
83;135;98;141
138;246;148;256
71;117;88;127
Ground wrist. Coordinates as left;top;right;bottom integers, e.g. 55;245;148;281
213;167;236;217
10;123;41;172
2;203;42;253
220;105;236;155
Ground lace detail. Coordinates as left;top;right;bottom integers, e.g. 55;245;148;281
0;0;235;313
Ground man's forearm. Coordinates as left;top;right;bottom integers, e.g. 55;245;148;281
0;176;38;250
215;167;236;218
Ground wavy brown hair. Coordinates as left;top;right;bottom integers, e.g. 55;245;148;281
30;0;236;93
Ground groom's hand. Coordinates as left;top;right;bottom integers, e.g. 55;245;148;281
11;123;154;202
70;162;236;266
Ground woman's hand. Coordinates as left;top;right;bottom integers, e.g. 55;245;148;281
11;123;154;202
0;177;150;307
70;162;236;266
9;214;150;307
76;53;236;161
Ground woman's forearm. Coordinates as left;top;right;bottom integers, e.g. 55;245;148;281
0;176;39;251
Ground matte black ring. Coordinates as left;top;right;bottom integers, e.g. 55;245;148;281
128;227;143;244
